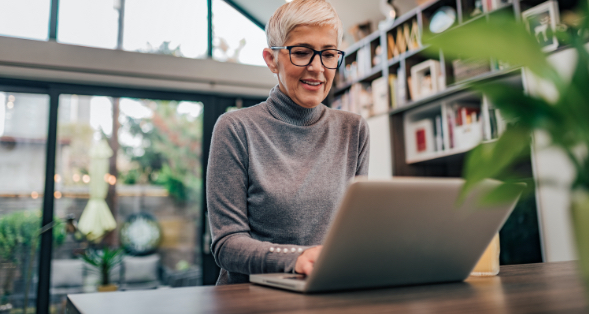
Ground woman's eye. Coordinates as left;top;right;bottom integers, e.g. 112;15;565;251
323;53;336;59
293;51;311;56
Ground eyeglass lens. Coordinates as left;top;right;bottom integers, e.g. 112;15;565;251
290;47;343;68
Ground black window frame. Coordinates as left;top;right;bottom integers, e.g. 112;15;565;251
0;77;264;314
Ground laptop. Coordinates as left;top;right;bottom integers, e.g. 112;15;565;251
250;177;521;293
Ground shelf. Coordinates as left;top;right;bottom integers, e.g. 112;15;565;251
387;45;430;67
406;139;497;164
389;67;521;115
406;146;473;164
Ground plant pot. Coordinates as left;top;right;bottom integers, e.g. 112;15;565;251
0;303;12;314
571;189;589;298
97;284;118;292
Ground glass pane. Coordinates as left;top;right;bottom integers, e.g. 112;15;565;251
52;94;204;310
57;0;119;49
0;92;51;313
123;0;208;58
212;0;267;66
0;0;50;40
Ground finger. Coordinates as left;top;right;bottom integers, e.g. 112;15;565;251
303;261;314;275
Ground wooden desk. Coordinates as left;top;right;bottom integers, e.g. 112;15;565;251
66;261;588;314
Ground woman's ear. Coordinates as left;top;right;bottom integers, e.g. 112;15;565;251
263;48;278;74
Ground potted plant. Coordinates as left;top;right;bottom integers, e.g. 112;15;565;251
81;247;124;292
0;210;65;312
425;0;589;295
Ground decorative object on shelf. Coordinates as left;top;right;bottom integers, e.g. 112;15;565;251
426;0;589;298
471;0;484;17
349;21;373;42
452;57;492;82
429;6;457;34
380;0;398;21
373;45;383;67
120;212;162;256
81;247;124;292
522;0;560;52
371;76;389;115
410;59;443;100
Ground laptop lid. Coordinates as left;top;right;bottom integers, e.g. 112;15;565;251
251;177;520;293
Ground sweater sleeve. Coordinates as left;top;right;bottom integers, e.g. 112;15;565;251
356;117;370;176
206;114;307;276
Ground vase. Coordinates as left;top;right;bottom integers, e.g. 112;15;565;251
571;189;589;296
97;284;118;292
470;233;500;276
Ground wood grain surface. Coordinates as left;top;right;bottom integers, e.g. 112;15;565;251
66;261;588;314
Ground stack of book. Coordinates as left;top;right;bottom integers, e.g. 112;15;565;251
386;19;421;59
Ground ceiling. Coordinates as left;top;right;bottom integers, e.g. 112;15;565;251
230;0;421;48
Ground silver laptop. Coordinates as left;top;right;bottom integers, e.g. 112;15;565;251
250;177;521;293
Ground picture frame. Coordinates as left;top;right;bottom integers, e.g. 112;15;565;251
410;59;442;100
410;118;435;154
522;0;560;52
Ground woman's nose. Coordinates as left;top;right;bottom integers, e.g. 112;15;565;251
307;53;324;72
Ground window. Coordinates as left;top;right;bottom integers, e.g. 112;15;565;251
0;0;50;40
57;0;120;49
0;91;52;313
51;94;204;311
212;0;267;66
123;0;208;58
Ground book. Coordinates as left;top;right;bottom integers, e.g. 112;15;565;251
396;67;407;107
396;27;407;54
388;74;398;109
409;19;421;50
412;119;435;154
435;115;444;151
450;103;483;150
387;33;399;59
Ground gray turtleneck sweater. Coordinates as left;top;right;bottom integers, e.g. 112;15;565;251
207;86;370;285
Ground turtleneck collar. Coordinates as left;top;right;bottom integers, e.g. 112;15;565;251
265;85;325;126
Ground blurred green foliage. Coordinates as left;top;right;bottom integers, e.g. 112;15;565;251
120;100;203;203
0;211;65;263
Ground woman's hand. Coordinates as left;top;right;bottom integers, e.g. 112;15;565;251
294;245;323;275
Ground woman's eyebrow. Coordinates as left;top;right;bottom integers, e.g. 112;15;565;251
291;43;337;49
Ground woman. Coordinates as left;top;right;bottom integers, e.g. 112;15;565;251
207;0;370;285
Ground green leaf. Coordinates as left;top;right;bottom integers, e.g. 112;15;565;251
478;182;527;206
460;125;531;202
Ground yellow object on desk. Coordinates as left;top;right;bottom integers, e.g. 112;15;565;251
471;233;500;276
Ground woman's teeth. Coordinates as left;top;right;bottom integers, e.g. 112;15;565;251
301;80;321;86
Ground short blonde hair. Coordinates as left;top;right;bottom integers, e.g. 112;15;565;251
266;0;343;48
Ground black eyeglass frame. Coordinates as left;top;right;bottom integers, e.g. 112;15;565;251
270;45;345;69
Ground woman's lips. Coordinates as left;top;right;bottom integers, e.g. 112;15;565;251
300;79;323;91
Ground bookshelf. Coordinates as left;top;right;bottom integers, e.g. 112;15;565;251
332;0;585;265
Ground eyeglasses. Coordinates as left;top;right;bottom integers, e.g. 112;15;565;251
270;45;345;69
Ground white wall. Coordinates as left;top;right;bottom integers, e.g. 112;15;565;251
366;114;392;179
0;36;276;97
